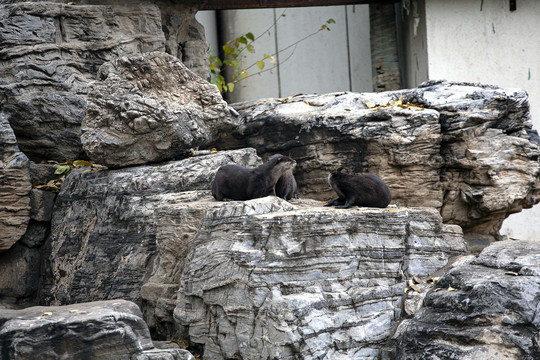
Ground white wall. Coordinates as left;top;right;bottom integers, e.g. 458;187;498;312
211;5;373;103
405;0;540;241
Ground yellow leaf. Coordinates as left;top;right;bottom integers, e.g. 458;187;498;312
41;312;53;317
365;101;376;108
448;286;457;291
505;271;519;276
388;209;398;213
256;60;265;70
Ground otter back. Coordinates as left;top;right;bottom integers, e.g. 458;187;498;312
326;172;391;209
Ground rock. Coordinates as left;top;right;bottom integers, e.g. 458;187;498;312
173;198;466;360
221;81;540;238
0;114;30;252
0;1;209;163
0;2;165;161
39;148;261;339
29;188;56;222
0;299;194;360
0;243;40;306
81;51;239;168
388;240;540;360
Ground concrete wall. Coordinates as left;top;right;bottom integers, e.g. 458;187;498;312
199;5;373;103
404;0;540;241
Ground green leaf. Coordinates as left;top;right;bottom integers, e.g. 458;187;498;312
256;60;265;70
264;54;277;66
227;83;235;92
327;18;336;24
247;44;255;53
54;165;71;175
238;36;248;45
246;32;255;41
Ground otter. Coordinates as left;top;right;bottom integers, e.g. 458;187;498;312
268;154;298;200
325;172;391;209
212;155;297;201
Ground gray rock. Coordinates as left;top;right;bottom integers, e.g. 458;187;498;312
0;1;209;163
389;240;540;360
0;299;194;360
81;51;238;168
222;81;540;238
173;198;466;360
0;114;30;252
39;149;261;339
0;243;40;304
29;188;56;222
0;2;165;161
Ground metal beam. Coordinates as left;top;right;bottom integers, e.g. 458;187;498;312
201;0;397;10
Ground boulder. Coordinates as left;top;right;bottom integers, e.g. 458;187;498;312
173;198;466;360
388;240;540;360
0;1;165;161
0;299;194;360
0;1;209;163
39;148;261;339
221;81;540;238
0;115;30;252
81;51;239;168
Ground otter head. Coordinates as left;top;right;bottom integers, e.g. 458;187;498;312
274;155;296;171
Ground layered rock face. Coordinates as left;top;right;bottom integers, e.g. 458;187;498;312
0;115;30;252
174;198;466;359
388;240;540;360
0;0;207;162
40;149;261;338
221;81;540;237
0;299;194;360
81;51;238;167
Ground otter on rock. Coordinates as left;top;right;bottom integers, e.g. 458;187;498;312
268;153;298;200
212;155;297;201
325;172;391;209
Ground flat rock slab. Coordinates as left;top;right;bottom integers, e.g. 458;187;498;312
0;299;194;360
390;240;540;360
81;51;239;168
173;197;466;360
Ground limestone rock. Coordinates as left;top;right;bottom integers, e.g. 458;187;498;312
222;81;540;237
0;2;165;161
0;114;30;252
173;198;466;360
81;51;238;168
389;240;540;360
0;299;194;360
39;148;261;339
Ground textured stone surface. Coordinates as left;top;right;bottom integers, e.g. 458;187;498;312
388;240;540;360
173;198;466;360
222;81;540;237
40;149;261;339
81;51;238;168
0;1;165;161
0;0;208;162
0;299;194;360
0;115;30;252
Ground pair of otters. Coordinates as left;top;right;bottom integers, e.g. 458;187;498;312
212;154;392;209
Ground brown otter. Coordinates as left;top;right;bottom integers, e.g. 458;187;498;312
268;153;298;200
325;172;391;209
212;155;297;201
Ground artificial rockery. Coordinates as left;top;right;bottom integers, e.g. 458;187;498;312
1;1;540;360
